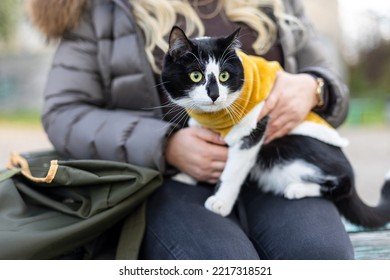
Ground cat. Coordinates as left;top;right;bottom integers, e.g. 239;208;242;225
161;26;390;228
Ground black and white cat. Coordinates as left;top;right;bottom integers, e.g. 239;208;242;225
161;26;390;228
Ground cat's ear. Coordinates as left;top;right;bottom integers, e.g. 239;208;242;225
168;26;193;61
223;27;242;50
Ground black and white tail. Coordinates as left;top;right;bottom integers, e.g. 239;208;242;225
336;171;390;228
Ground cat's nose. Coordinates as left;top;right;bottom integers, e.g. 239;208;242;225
208;91;219;102
206;76;219;102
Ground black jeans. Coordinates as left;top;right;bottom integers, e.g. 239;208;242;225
140;179;354;260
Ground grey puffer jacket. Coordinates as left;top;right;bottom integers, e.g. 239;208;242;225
29;0;349;172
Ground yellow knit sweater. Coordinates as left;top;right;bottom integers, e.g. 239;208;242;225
187;50;332;139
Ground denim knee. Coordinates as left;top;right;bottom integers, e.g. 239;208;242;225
280;233;354;260
140;222;260;260
242;190;355;260
139;180;260;260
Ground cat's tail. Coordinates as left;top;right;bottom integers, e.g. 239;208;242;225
335;171;390;228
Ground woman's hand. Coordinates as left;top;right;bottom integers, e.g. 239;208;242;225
259;71;319;143
165;127;228;184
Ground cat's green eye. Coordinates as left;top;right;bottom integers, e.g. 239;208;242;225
219;71;230;82
189;71;203;83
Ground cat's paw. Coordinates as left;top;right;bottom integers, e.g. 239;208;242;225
171;173;197;185
205;195;233;217
284;183;321;199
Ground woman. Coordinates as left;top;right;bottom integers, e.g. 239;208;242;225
28;0;353;259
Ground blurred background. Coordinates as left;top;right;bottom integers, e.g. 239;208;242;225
0;0;389;205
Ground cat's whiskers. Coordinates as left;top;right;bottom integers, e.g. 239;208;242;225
220;53;238;69
220;35;241;66
155;98;196;132
223;106;237;125
197;49;207;66
232;102;246;119
144;102;179;111
220;48;233;66
158;107;183;126
225;102;243;124
228;98;246;113
187;51;203;69
154;80;170;89
159;108;192;136
171;111;190;128
161;104;184;118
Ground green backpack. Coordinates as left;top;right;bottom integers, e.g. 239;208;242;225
0;150;162;260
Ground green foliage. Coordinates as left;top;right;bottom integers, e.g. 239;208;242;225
346;98;387;126
345;38;390;125
0;0;19;42
348;41;390;98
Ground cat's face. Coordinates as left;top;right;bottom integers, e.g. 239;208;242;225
161;26;244;113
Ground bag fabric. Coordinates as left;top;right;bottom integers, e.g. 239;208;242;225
0;150;162;259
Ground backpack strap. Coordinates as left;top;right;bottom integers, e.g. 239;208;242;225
115;201;147;260
6;152;58;183
0;168;21;182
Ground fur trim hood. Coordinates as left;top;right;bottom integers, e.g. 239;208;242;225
27;0;89;39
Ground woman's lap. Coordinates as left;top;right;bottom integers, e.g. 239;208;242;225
140;179;354;260
241;185;354;259
139;179;259;259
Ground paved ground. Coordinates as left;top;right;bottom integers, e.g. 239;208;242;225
1;124;389;205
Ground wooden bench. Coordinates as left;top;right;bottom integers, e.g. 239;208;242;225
344;220;390;259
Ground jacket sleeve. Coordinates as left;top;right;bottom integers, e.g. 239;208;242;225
41;11;173;172
286;0;349;128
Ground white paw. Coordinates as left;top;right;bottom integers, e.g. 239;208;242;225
171;173;197;185
205;195;233;217
284;183;321;199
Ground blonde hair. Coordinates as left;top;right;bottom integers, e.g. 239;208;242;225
130;0;306;73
